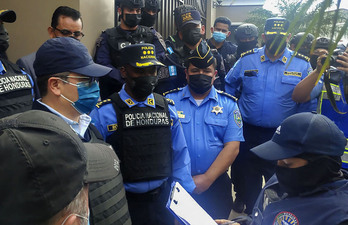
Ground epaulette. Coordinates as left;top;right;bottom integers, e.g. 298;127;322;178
240;49;255;58
95;99;112;108
294;52;310;62
216;90;238;101
163;88;182;96
165;98;175;106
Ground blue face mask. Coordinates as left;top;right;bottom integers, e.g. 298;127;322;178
60;80;100;114
212;31;227;43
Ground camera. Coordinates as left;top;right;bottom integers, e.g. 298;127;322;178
321;48;344;68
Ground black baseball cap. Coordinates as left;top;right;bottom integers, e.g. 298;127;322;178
34;37;111;77
188;41;215;68
264;17;289;36
120;43;164;68
251;112;347;161
0;9;16;23
0;110;120;225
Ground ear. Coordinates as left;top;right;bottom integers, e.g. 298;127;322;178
286;33;292;43
119;66;127;79
210;27;214;34
178;31;183;40
48;27;55;39
185;68;189;82
226;31;231;38
261;33;266;43
200;25;205;35
61;214;79;225
47;77;62;96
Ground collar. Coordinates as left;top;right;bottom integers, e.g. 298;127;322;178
182;85;218;105
119;86;156;108
260;46;290;64
36;100;91;138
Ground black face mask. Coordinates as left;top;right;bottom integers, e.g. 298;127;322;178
188;74;213;94
182;28;202;46
128;76;158;100
124;13;142;28
310;55;319;70
237;40;258;57
0;24;9;53
140;11;156;27
265;36;287;56
275;156;342;196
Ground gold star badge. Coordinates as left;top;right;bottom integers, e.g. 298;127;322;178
212;106;223;115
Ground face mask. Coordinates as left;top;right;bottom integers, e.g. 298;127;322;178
182;28;202;46
188;74;213;94
310;55;319;70
128;76;158;100
124;13;142;28
60;80;100;114
212;31;227;43
275;156;342;196
140;11;157;27
265;36;286;56
237;40;258;57
0;24;9;53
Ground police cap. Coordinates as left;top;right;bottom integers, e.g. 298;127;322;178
116;0;145;8
144;0;161;12
264;17;289;36
120;43;164;68
174;5;201;30
235;23;258;41
0;9;16;23
187;41;215;69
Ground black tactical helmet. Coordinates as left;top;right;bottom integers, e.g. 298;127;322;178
312;37;332;50
144;0;161;12
290;32;314;47
235;23;258;41
116;0;145;8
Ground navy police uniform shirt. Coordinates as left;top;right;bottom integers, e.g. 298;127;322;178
90;86;196;193
165;86;244;175
225;46;319;128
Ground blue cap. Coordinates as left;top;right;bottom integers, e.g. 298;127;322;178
176;10;201;30
188;41;215;68
264;17;289;36
251;112;347;160
120;43;164;68
34;37;111;77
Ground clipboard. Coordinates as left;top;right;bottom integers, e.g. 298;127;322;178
166;181;218;225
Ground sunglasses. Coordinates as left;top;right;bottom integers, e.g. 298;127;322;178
54;27;85;40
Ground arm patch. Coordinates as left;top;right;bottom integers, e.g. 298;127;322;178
294;52;310;62
216;90;238;101
95;99;112;108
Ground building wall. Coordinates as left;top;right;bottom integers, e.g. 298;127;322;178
2;0;113;62
216;5;261;24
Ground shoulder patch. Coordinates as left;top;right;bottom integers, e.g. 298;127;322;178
294;52;310;62
165;98;175;105
163;88;182;96
216;90;238;101
95;99;112;108
240;49;255;58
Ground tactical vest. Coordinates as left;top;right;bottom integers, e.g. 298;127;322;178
317;72;348;169
106;93;172;182
251;176;348;225
0;59;33;119
105;25;154;68
87;125;132;225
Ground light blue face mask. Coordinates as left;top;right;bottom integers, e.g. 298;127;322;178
60;80;100;114
212;31;227;43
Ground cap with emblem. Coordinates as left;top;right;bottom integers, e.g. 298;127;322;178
0;9;16;23
176;9;201;30
0;110;119;225
251;112;347;161
264;17;289;36
187;41;215;69
120;43;164;68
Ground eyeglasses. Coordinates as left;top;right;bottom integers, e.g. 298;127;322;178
54;73;96;87
54;27;85;40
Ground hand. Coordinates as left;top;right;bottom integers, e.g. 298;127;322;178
193;174;214;194
337;52;348;73
215;219;240;225
315;49;329;72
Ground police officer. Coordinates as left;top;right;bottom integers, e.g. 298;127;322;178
90;43;195;225
225;17;319;214
0;9;34;119
32;37;131;225
157;5;226;94
234;23;259;59
289;32;315;57
292;37;348;171
95;0;165;100
139;0;160;27
250;112;348;225
207;16;237;72
165;41;244;219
